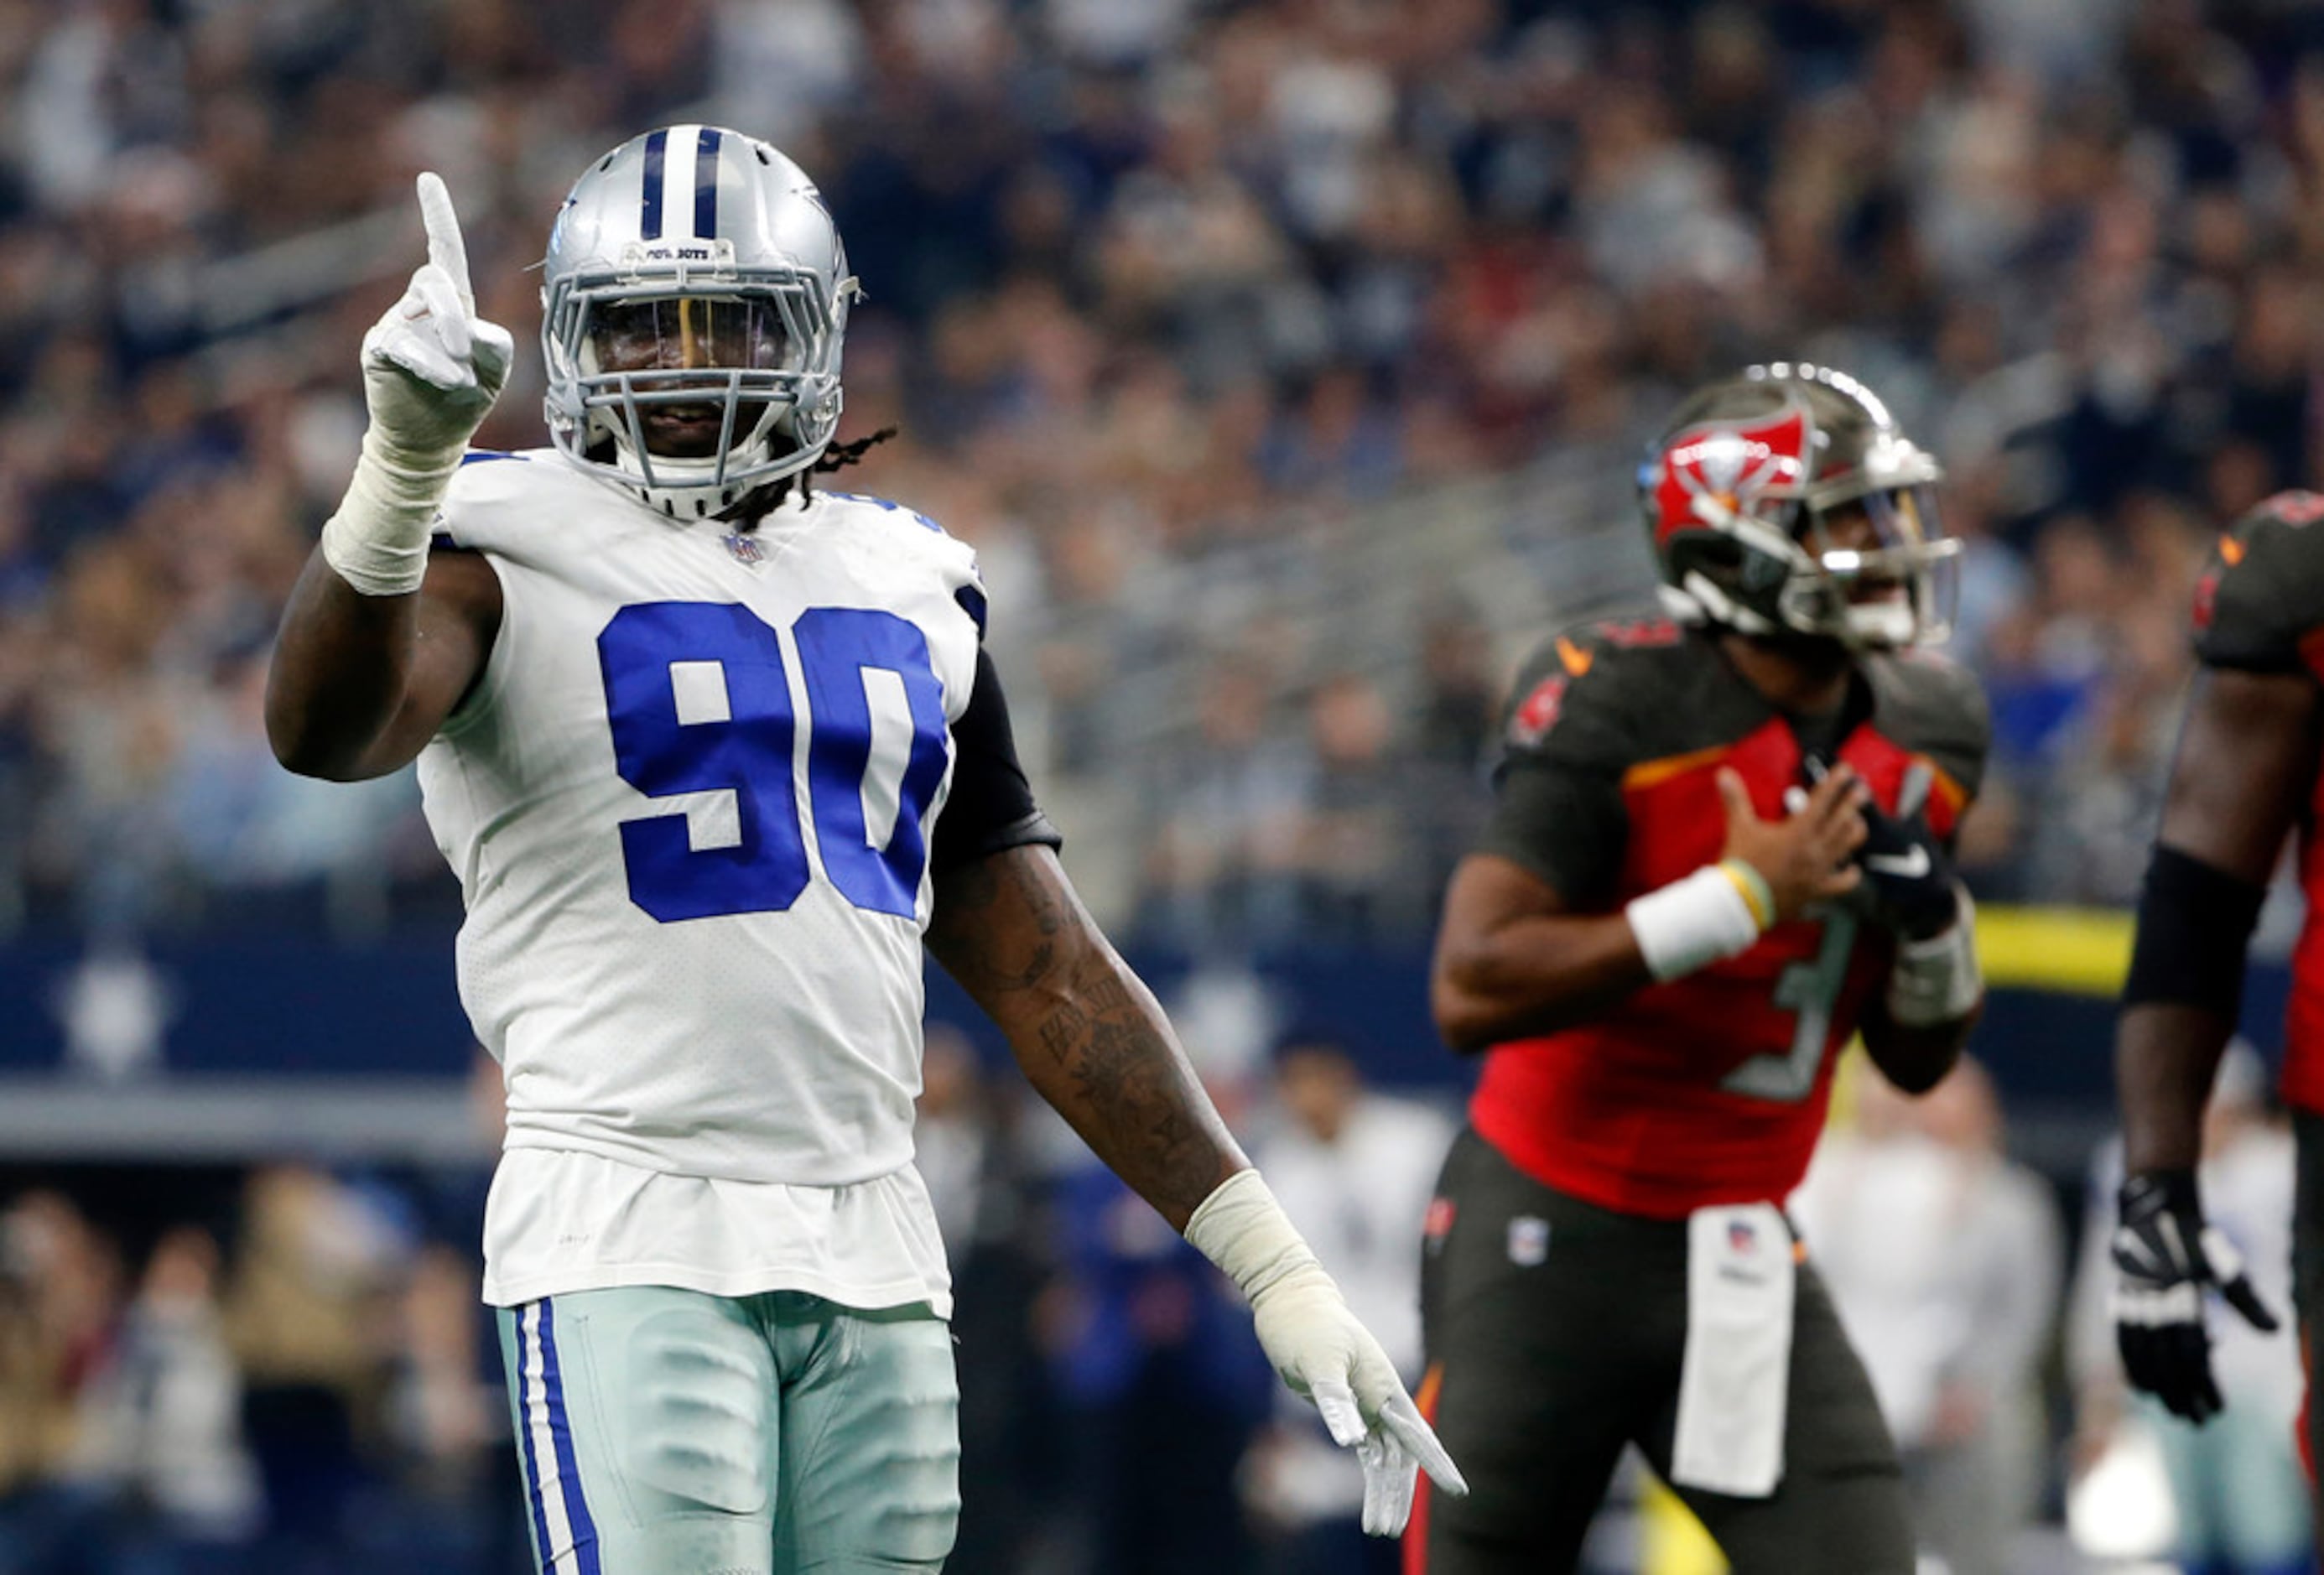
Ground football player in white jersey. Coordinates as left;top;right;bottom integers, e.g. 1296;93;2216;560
263;127;1464;1575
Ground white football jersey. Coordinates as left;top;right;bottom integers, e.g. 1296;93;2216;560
417;450;985;1312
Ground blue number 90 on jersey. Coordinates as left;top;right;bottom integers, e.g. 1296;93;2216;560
598;600;950;923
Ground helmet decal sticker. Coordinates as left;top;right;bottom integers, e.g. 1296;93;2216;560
1651;406;1811;547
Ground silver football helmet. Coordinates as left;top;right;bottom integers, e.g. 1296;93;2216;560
542;125;860;517
1639;363;1958;649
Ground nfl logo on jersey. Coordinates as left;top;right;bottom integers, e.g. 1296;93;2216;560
721;531;766;566
1506;1215;1551;1266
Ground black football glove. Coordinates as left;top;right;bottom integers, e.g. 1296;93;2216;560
1799;756;1958;939
1853;793;1959;940
2112;1169;2278;1424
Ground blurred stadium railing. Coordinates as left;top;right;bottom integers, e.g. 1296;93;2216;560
0;899;2276;1183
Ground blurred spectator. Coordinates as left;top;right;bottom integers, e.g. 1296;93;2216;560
1140;657;1313;949
372;1242;513;1571
1405;600;1500;905
709;0;865;146
1032;985;1276;1575
1258;1035;1451;1380
1980;517;2117;770
168;646;419;914
1412;600;1496;777
917;1024;991;1257
1291;671;1426;945
918;1027;1068;1575
1038;1151;1274;1575
0;1192;119;1574
2020;590;2189;905
2068;1045;2311;1575
1791;1058;2063;1575
65;1224;261;1566
221;1165;411;1559
1241;1035;1452;1575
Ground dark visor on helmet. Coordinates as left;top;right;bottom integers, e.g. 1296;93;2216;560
588;297;793;373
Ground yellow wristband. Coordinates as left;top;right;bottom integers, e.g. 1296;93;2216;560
1715;859;1775;932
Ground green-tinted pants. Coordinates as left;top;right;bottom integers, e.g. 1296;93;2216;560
497;1287;959;1575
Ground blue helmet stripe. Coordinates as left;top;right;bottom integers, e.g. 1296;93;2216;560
639;127;668;241
694;127;722;237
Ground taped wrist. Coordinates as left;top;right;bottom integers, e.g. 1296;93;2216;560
320;426;460;597
2122;845;2265;1015
1625;860;1772;981
1184;1168;1336;1307
1886;885;1982;1026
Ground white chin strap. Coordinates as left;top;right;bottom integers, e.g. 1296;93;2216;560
1670;571;1921;650
1843;599;1917;648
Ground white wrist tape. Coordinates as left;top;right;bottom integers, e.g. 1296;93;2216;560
1886;886;1983;1026
1626;860;1772;981
1184;1168;1335;1306
320;427;460;597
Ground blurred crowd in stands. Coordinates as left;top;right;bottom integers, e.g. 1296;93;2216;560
8;0;2324;943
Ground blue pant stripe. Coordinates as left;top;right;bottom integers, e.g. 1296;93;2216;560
640;127;668;241
694;127;722;238
515;1307;558;1573
537;1299;603;1575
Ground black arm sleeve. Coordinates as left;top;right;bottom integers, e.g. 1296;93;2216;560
930;649;1064;875
2121;845;2267;1014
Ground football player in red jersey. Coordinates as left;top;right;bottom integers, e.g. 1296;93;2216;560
2111;492;2324;1468
1410;365;1990;1574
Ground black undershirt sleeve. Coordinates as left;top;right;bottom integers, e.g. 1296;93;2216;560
1474;756;1628;909
930;648;1064;875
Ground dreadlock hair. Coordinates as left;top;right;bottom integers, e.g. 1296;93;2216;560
721;426;900;529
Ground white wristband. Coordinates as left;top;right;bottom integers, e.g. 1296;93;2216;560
1886;886;1983;1026
320;427;460;597
1625;860;1772;981
1184;1168;1333;1305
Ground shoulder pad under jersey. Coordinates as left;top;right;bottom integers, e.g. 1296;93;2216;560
2194;491;2324;677
814;490;986;632
1861;647;1991;808
434;447;614;558
1498;615;1737;776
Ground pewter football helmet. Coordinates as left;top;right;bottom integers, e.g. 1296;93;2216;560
1638;363;1957;649
542;125;860;517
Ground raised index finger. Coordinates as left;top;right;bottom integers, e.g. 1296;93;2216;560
416;172;473;315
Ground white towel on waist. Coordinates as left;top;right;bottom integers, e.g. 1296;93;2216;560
1671;1200;1795;1498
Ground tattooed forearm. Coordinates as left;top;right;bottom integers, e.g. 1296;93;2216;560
929;846;1067;993
1034;971;1128;1065
1034;954;1232;1222
928;846;1245;1228
1034;998;1085;1066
